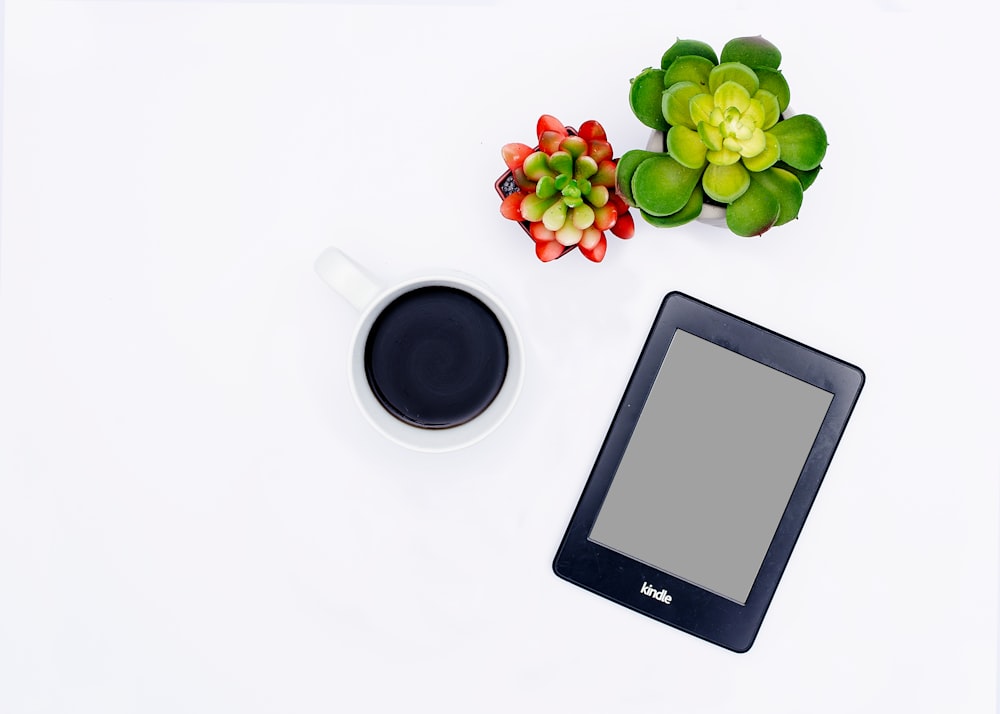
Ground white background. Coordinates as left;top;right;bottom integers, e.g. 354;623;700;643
1;1;997;712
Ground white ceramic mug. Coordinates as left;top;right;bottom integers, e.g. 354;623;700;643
315;246;524;452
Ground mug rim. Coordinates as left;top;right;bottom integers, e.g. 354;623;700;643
347;273;524;452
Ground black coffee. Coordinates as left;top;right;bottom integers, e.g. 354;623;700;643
363;286;509;429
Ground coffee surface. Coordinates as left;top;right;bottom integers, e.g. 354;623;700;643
364;286;508;429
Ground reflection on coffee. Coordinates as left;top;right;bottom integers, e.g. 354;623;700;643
363;286;509;429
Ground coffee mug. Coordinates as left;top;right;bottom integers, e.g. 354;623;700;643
315;246;524;452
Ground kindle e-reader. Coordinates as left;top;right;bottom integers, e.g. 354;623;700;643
553;292;864;652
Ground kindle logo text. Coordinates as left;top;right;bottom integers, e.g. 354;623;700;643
640;581;673;604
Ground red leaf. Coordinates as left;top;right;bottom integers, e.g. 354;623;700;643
501;143;534;171
588;140;613;164
577;120;607;142
536;114;568;141
538;130;563;155
578;233;608;262
610;210;635;239
608;192;629;214
593;203;618;231
535;239;566;262
500;192;525;221
591;159;617;187
513;167;536;192
529;221;557;243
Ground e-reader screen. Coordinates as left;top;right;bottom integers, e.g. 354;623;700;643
553;292;864;652
588;329;834;605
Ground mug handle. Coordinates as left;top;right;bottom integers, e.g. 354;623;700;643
314;246;383;312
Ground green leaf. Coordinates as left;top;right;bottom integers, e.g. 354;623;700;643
709;63;759;97
739;128;767;158
767;114;827;170
720;36;782;70
574;155;598;180
689;93;715;126
753;90;781;130
523;151;554;181
661;38;719;69
629;68;670;131
703;162;750;203
713;81;751;114
520;193;559;222
640;186;704;227
535;175;556;199
726;178;781;236
776;162;822;190
662;81;703;130
542;199;568;231
615;150;659;206
666;126;708;169
755;68;790;113
697;121;723;152
631;154;703;216
663;55;715;91
548;151;573;177
752;167;804;226
571;204;596;230
741;132;780;172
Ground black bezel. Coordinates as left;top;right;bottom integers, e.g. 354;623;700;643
553;292;864;652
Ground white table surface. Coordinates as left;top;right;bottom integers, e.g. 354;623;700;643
2;1;997;712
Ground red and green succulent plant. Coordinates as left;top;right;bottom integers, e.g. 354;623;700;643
499;115;635;262
619;36;828;236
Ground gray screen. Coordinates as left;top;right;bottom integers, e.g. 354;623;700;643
589;329;834;605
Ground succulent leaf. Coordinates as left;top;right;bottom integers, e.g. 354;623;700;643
574;155;599;180
535;175;557;199
661;38;719;69
588;184;610;208
766;114;827;170
577;120;607;142
741;131;780;172
714;81;752;114
753;90;781;130
631;154;702;216
523;151;554;181
663;55;715;91
709;63;759;97
560;135;589;160
755;68;790;113
535;239;566;262
578;232;607;262
777;161;821;190
690;93;715;125
703;162;750;202
536;114;568;140
501;143;534;171
539;130;564;155
609;210;635;238
725;176;781;236
520;193;559;222
639;185;703;227
720;36;782;70
752;167;804;226
615;149;659;206
593;203;618;231
542;200;568;231
571;204;596;230
666;125;708;169
588;140;613;164
591;160;617;187
630;68;670;131
555;222;583;246
499;192;524;221
697;121;724;151
662;81;703;130
548;151;573;177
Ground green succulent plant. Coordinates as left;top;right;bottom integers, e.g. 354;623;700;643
618;36;827;236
